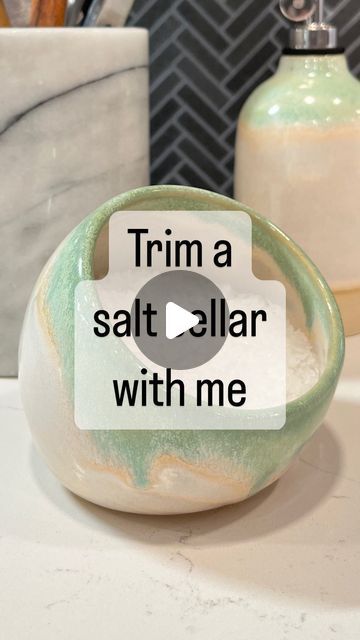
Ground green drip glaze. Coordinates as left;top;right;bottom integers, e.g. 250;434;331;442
240;54;360;128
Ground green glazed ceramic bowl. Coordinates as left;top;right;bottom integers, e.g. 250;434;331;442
19;186;345;514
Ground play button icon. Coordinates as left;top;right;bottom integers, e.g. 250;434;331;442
131;270;229;370
166;302;199;340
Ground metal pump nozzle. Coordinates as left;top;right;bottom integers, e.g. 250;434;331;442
280;0;338;50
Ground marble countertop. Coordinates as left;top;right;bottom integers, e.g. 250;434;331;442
1;337;359;640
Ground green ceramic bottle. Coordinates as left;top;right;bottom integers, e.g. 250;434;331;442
235;0;360;335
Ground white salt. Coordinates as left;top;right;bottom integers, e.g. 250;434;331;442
285;321;320;401
99;277;320;406
175;288;320;405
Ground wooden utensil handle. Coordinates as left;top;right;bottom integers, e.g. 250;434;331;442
0;0;11;27
30;0;67;26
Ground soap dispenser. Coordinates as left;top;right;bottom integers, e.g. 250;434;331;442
234;0;360;335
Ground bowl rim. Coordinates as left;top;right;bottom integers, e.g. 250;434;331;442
85;184;345;418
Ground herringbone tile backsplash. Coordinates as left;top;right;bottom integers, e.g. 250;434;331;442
127;0;360;197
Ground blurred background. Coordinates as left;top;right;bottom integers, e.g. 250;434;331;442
128;0;360;196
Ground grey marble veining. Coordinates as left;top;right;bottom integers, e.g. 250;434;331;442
0;28;149;375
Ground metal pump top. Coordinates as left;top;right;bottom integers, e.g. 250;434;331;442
280;0;338;50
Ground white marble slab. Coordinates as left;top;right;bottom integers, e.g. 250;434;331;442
0;28;149;375
0;336;360;639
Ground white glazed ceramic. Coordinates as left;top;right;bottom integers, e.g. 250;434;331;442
19;186;345;515
235;53;360;335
